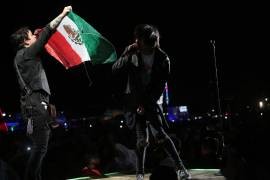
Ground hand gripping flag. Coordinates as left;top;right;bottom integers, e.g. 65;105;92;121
45;11;117;69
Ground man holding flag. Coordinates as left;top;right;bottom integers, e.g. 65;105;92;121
34;10;117;86
10;6;72;180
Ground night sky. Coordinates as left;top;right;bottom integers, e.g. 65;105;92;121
1;1;269;115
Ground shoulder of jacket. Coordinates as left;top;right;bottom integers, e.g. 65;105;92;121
15;49;25;60
156;48;170;61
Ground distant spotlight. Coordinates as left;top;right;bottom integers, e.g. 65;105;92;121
2;112;6;117
225;116;228;119
259;101;264;108
120;120;123;123
120;125;123;128
265;98;268;102
171;120;175;122
8;114;12;117
211;109;215;112
64;122;67;126
27;146;31;151
260;113;263;116
89;124;92;128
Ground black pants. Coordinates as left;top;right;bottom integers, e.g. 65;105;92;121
135;106;185;175
21;92;51;180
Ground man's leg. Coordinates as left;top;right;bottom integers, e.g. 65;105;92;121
151;124;191;180
24;93;51;180
135;116;149;180
24;128;50;180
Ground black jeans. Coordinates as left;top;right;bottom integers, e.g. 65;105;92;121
21;92;51;180
135;106;185;175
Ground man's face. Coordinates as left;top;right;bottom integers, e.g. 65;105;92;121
137;39;155;54
24;30;37;47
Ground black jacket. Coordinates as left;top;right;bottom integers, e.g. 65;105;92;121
14;25;53;95
112;46;170;112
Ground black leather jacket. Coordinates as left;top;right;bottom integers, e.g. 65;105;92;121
112;46;170;111
14;25;53;96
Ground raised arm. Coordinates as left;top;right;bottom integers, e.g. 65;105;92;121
112;43;138;74
49;6;72;29
26;6;72;57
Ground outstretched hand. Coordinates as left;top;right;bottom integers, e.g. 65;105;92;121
62;6;72;16
49;6;72;29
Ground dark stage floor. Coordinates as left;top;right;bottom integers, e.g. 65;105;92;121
66;169;225;180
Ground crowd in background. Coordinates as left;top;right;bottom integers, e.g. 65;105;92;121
1;105;269;180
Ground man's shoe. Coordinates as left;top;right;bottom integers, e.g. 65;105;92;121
136;174;144;180
177;169;191;180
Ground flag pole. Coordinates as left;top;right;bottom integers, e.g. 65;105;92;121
82;62;93;87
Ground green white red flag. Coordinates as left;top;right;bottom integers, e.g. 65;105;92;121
45;11;117;69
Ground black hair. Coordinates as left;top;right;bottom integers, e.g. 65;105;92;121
10;27;30;51
134;24;160;48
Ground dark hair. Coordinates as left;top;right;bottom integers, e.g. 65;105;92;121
134;24;160;48
10;27;30;51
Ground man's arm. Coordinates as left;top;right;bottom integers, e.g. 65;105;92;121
49;6;72;29
112;43;138;74
112;48;130;74
26;6;72;57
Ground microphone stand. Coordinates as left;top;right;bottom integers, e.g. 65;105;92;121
211;40;222;118
210;40;225;161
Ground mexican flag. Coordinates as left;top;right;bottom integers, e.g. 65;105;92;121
45;11;117;69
